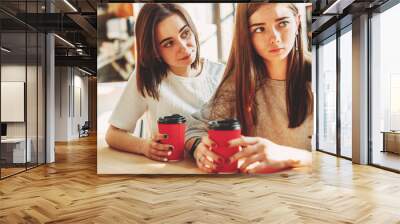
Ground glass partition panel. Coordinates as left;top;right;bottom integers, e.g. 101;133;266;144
317;36;337;155
0;0;46;179
371;4;400;171
339;28;352;158
38;32;45;165
27;30;38;169
1;30;27;178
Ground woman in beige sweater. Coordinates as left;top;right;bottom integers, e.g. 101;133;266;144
185;3;313;174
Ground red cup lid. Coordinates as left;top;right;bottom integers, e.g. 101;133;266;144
208;119;241;130
158;114;186;124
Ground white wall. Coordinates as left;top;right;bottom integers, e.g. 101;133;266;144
1;65;35;138
54;66;89;141
72;73;89;137
1;65;26;142
55;66;69;141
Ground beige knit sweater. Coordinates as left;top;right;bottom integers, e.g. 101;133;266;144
185;76;313;151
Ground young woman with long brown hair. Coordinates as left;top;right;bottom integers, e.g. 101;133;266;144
185;3;313;173
106;3;224;162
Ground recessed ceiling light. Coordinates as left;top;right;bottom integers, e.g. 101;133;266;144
322;0;354;15
63;0;78;12
54;34;75;48
1;47;11;53
78;67;92;76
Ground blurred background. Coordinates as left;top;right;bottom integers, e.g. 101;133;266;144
97;3;312;136
97;3;312;83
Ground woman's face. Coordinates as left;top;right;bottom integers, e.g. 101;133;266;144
249;4;299;63
155;14;197;71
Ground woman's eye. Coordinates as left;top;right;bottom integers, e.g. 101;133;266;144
181;29;190;38
163;41;173;48
253;27;265;33
278;21;289;28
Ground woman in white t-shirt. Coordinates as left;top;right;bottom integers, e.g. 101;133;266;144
106;3;224;162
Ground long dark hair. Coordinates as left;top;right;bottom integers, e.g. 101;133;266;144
135;3;200;100
213;3;312;135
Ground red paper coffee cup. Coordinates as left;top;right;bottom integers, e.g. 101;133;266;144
157;114;186;161
208;119;241;173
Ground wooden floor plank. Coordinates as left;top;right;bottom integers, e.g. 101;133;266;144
0;135;399;223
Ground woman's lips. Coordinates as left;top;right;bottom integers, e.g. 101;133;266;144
269;48;284;54
180;54;191;60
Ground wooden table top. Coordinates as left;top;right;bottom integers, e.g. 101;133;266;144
97;134;310;175
97;134;204;174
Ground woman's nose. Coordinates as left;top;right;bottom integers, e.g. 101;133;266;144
269;28;282;45
177;38;192;53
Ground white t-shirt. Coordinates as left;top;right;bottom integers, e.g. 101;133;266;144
109;59;225;137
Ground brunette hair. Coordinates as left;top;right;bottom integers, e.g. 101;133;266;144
135;3;200;100
213;3;312;135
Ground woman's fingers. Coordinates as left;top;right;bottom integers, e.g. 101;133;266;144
229;145;258;163
201;136;215;148
246;159;300;174
148;153;168;162
153;133;168;142
265;158;299;169
201;143;223;163
246;163;286;174
149;147;171;157
284;159;301;167
197;161;215;173
239;153;265;172
200;155;217;170
195;149;215;173
194;144;220;173
197;136;223;163
228;136;259;147
151;141;172;151
147;143;171;161
145;135;172;161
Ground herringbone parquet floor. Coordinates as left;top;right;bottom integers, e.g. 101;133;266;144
1;135;400;224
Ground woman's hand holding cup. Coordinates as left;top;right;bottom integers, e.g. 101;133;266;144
228;136;301;174
143;133;174;162
193;136;223;173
